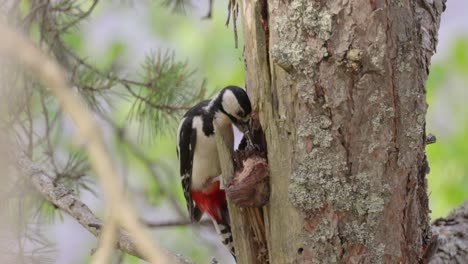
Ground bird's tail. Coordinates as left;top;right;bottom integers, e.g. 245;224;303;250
211;204;236;260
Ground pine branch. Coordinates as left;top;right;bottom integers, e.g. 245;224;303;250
124;84;191;112
64;46;204;138
16;0;204;138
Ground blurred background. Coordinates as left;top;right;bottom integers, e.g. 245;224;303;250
0;0;466;263
425;0;468;222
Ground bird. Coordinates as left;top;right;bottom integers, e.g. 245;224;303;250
176;85;253;259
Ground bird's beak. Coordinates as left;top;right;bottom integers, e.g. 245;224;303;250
236;121;249;134
237;121;255;150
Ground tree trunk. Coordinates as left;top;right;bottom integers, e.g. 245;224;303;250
429;199;468;263
238;0;446;263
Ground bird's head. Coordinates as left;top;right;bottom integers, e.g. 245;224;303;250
214;85;252;134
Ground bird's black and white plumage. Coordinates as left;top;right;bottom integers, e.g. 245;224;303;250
176;85;252;258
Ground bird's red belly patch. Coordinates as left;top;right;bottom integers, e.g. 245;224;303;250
191;181;226;222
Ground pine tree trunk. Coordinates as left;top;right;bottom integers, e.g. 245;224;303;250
238;0;446;263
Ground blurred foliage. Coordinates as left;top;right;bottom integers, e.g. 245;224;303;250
147;1;245;91
426;37;468;219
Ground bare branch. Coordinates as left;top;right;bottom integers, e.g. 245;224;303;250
14;149;192;264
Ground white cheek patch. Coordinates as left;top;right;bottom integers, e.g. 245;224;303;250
221;90;241;119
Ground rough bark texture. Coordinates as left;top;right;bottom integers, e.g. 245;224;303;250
429;199;468;264
240;0;446;263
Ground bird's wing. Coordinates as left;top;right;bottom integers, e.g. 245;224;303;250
177;118;203;222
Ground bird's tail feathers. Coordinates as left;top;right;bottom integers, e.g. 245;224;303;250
211;207;236;259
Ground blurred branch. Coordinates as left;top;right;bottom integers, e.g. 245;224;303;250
0;21;185;264
14;149;192;264
64;44;202;107
123;84;190;112
144;218;211;228
64;45;202;138
162;0;190;13
91;207;117;264
63;45;155;89
57;0;99;33
226;0;239;48
98;113;187;218
202;0;213;19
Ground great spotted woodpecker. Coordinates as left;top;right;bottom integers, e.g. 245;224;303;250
176;85;252;258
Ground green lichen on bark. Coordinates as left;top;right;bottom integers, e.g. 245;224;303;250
270;0;362;214
270;0;330;75
289;147;351;211
270;0;394;262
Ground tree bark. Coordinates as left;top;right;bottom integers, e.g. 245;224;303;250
429;199;468;264
239;0;446;263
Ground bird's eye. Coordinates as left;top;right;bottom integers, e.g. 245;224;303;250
237;111;244;117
